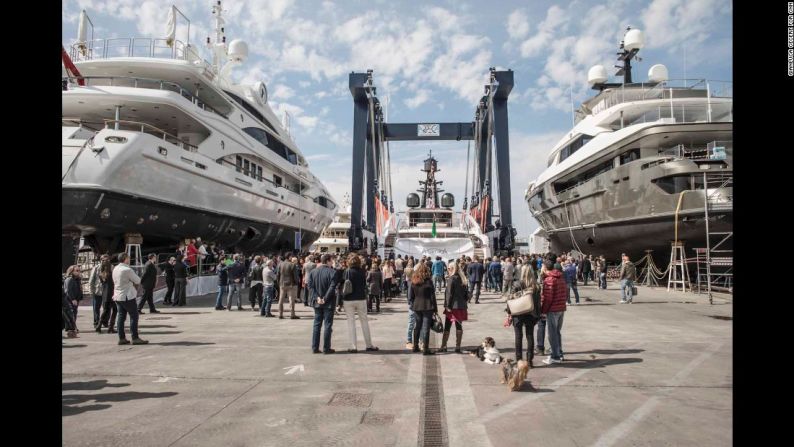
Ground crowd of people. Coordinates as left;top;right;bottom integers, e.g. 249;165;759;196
62;245;638;364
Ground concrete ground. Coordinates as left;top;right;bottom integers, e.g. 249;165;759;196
63;282;732;447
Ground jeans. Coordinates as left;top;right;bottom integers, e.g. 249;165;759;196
432;275;444;291
345;300;373;349
368;293;380;312
92;294;103;329
583;271;590;285
599;272;607;289
468;280;481;302
413;310;434;351
546;311;565;360
164;280;174;303
115;299;139;340
261;286;275;315
513;318;536;362
536;316;546;350
249;283;263;308
406;309;416;343
227;282;243;308
620;279;634;302
215;285;228;308
566;280;580;304
312;305;335;351
138;287;155;312
174;278;187;306
383;278;393;299
100;294;117;329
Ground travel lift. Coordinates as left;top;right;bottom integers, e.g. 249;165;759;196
347;68;517;256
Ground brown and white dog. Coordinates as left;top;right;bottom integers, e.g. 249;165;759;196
500;358;529;391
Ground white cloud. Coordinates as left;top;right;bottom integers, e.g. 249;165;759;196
506;9;530;40
272;84;295;100
641;0;730;51
519;5;569;58
404;89;430;109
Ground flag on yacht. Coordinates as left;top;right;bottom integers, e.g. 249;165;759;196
165;5;177;47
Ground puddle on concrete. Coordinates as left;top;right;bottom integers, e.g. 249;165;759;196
708;315;732;321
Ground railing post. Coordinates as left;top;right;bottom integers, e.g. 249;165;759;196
706;82;712;123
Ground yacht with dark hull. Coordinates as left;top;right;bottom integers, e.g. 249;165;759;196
62;3;335;268
525;27;732;263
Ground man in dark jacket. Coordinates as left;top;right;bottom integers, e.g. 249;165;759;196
138;254;160;314
466;257;485;304
307;254;339;354
163;257;175;305
227;254;246;310
541;260;567;364
582;256;592;285
172;254;189;306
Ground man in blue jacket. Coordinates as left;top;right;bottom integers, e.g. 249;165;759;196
307;254;339;354
488;257;502;293
563;259;580;305
432;256;447;291
466;256;485;304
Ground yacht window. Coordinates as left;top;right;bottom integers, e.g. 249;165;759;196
273;174;282;187
224;90;279;132
243;127;269;146
652;174;704;194
243;159;250;176
235;155;242;173
619;149;641;165
559;134;593;163
257;166;263;181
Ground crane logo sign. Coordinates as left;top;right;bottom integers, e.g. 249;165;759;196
417;124;440;137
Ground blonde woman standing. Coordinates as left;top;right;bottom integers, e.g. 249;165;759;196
382;260;395;302
440;263;468;353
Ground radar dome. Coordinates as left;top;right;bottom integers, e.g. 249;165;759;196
227;39;249;63
648;64;668;83
406;193;420;208
624;28;644;51
587;65;608;85
440;193;455;208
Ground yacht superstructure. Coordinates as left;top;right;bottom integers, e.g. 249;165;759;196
525;27;732;263
62;3;335;267
311;194;374;255
383;154;490;260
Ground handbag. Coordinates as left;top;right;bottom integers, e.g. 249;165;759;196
342;269;353;296
506;290;534;316
431;313;444;333
631;286;638;295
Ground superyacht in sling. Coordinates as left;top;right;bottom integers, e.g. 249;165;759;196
525;27;732;263
383;153;491;260
62;2;335;267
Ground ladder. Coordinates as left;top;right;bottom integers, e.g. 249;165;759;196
701;170;734;304
667;241;691;292
124;233;144;275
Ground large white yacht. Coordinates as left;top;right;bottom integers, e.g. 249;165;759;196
62;2;335;268
381;153;491;260
525;27;732;263
311;194;375;255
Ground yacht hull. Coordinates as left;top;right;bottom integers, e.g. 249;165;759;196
63;188;319;266
545;211;732;264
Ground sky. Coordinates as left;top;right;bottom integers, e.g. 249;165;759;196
62;0;733;238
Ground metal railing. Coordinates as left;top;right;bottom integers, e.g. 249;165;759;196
587;79;733;120
63;75;227;118
69;38;211;68
660;140;733;161
103;119;199;152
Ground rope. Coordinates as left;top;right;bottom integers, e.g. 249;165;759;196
562;200;587;256
464;139;470;210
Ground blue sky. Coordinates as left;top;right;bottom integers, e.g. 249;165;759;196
62;0;733;237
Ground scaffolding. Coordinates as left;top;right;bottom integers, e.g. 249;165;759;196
693;171;733;304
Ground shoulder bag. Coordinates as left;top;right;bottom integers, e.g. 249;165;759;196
342;269;353;296
506;288;534;316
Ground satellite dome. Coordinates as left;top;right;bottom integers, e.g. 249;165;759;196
587;65;608;85
624;28;644;51
406;193;420;208
440;193;455;208
227;39;249;63
648;64;669;83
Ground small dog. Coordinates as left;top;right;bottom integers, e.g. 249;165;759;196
500;358;529;391
469;337;502;364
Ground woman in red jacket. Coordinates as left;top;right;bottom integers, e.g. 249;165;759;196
541;260;567;365
186;239;198;268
